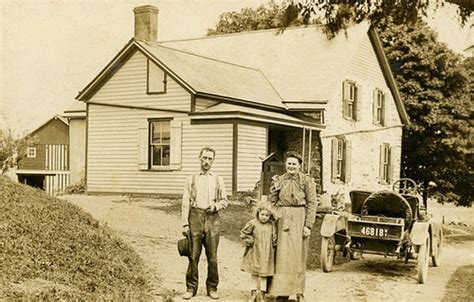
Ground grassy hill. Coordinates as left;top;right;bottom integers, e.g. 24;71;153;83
0;176;151;300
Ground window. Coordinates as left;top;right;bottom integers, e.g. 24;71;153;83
331;138;352;183
379;144;392;183
150;120;170;167
27;147;36;158
147;59;166;94
373;89;385;126
342;80;359;120
138;118;182;171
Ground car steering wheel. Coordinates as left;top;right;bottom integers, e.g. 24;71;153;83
392;178;418;195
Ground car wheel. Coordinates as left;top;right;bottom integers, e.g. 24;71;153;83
321;235;336;272
417;235;430;284
432;229;443;267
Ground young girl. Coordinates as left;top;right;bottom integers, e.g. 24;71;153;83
240;202;277;301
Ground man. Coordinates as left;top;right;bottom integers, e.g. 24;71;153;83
181;147;228;300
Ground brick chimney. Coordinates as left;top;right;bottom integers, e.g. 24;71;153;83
133;5;159;44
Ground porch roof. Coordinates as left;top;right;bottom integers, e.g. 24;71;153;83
190;103;325;130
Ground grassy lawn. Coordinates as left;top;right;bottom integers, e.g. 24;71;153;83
0;176;151;301
153;201;338;270
442;265;474;302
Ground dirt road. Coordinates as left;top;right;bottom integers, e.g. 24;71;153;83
63;195;473;302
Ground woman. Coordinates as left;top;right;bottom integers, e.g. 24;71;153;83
267;151;318;302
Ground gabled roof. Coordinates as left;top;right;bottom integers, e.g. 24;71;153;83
77;22;408;125
31;115;68;136
77;39;284;110
162;23;409;125
162;24;368;102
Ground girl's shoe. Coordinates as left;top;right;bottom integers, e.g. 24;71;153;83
249;290;257;302
296;294;305;302
256;290;265;302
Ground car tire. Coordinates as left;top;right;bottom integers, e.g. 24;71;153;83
417;235;430;284
321;235;336;272
432;229;443;267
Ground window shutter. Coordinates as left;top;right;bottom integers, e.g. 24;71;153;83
342;81;349;117
344;139;352;183
379;144;384;180
388;146;394;183
170;119;182;166
137;120;149;170
373;90;378;125
381;93;386;126
355;84;362;121
331;138;338;182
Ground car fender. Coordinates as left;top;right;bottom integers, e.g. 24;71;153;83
411;221;430;245
320;214;345;237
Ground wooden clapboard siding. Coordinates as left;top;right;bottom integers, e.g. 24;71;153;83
20;144;46;170
181;121;233;191
237;124;267;192
194;97;219;111
90;51;191;112
19;118;69;170
87;104;233;194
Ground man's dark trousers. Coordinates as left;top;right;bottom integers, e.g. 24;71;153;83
186;207;220;294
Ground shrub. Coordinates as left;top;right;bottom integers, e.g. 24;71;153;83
64;179;86;194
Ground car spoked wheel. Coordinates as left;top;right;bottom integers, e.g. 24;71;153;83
321;235;336;272
417;235;430;283
432;229;443;267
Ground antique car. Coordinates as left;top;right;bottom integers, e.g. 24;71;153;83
319;178;443;283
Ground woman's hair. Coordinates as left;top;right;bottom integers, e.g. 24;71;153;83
285;151;303;164
254;201;277;221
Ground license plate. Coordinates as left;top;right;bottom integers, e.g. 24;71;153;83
348;218;404;240
360;226;388;237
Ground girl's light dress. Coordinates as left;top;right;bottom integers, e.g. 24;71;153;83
240;218;276;277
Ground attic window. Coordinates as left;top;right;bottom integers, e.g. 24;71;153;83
147;59;166;94
27;147;36;158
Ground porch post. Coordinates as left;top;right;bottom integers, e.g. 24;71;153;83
308;129;312;176
302;127;306;172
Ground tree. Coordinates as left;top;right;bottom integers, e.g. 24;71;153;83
283;0;472;38
208;1;319;36
207;3;473;206
0;129;37;174
378;19;472;206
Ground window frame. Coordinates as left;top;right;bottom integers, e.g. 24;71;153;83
147;59;167;94
332;137;351;183
149;119;171;168
343;80;358;121
374;89;385;126
27;147;36;158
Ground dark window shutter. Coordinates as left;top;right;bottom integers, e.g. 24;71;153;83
388;146;394;183
381;93;386;126
331;138;338;182
379;144;384;181
344;139;352;183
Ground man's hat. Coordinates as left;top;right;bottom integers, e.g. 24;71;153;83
177;235;191;257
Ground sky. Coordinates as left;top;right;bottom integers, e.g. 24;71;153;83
1;0;472;136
